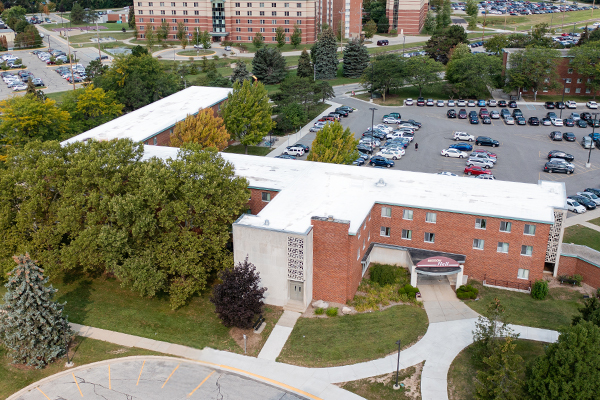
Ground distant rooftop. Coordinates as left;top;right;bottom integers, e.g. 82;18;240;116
61;86;232;145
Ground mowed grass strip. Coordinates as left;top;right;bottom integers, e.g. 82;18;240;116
464;281;582;330
277;305;428;367
447;339;547;400
0;336;165;400
563;224;600;252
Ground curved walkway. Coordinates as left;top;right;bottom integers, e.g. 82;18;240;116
8;295;559;400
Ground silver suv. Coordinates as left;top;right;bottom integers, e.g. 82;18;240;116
466;159;494;169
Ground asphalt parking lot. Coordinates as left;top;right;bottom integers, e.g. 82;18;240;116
294;95;600;201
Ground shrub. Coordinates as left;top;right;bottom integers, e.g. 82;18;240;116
326;307;338;317
370;264;402;286
213;55;219;60
573;274;584;286
389;29;398;35
314;307;325;315
398;284;420;299
531;280;549;300
457;284;479;300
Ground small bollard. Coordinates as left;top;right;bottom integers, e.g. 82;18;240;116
243;334;247;354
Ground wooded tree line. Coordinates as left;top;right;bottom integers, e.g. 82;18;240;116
0;140;250;309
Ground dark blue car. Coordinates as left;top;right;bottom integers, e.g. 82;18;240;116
450;142;473;151
369;156;394;168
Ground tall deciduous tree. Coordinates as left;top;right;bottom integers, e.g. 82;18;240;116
0;140;250;309
199;30;212;49
446;52;501;98
290;24;302;48
572;297;600;327
307;122;359;164
506;47;561;100
169;108;230;150
252;32;264;48
361;54;405;101
145;23;156;50
422;11;437;34
297;48;313;79
569;44;600;99
157;20;170;43
230;60;252;84
59;84;124;134
484;34;509;55
0;254;74;368
252;47;287;84
210;257;267;329
424;25;469;64
405;56;444;97
343;38;369;78
221;80;275;153
177;22;188;49
363;19;377;39
465;0;478;30
314;28;338;80
276;26;286;48
526;321;600;399
377;15;389;33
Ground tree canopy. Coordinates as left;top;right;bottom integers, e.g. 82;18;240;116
297;48;313;79
307;122;359;164
569;43;600;98
59;84;124;134
446;52;501;98
252;47;287;84
361;54;406;101
169;108;230;150
404;56;444;97
424;25;469;64
0;140;250;309
314;28;338;80
343;38;370;78
506;47;561;97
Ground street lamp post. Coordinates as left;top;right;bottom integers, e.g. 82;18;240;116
370;107;377;134
402;34;405;57
587;113;599;168
393;339;402;390
559;78;567;119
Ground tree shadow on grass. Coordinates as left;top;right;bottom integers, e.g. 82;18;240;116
56;279;93;325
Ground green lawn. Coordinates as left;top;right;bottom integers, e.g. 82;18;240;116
0;336;165;399
341;366;419;400
479;9;596;31
44;22;131;31
177;49;217;56
277;305;428;367
356;83;454;107
46;91;70;104
563;225;600;252
367;41;428;55
0;276;281;354
447;339;546;400
464;281;582;330
588;217;600;228
68;32;134;44
223;144;273;156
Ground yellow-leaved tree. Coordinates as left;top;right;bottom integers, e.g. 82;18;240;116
169;108;230;150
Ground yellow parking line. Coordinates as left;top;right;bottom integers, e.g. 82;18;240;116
162;364;180;389
188;370;215;397
108;364;111;390
72;373;83;397
136;360;146;386
36;387;51;400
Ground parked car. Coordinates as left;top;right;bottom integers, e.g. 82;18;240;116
426;99;434;106
466;158;494;169
448;109;458;119
587;101;598;109
453;131;475;141
544;161;574;174
566;198;586;213
472;149;497;159
508;100;517;108
585;188;600;197
477;99;486;107
469;115;479;124
541;117;552;126
383;116;400;124
467;100;476;107
405;98;414;106
582;136;595;149
449;142;473;151
283;146;305;156
545;101;556;109
551;117;564;126
577;119;588;128
490;110;500;119
458;109;467;119
476;174;496;180
464;165;492;176
488;99;497;107
576;192;600;205
562;132;576;141
377;148;404;160
447;100;456;107
504;116;515;125
334;108;349;117
547;150;574;162
337;106;353;113
369;155;394;167
475;136;500;147
436;100;445;107
569;195;596;209
457;99;466;107
498;100;507;107
528;116;540;126
566;100;577;109
549;131;563;141
570;112;581;121
563;118;575;127
377;39;389;46
417;97;425;106
469;153;497;164
516;116;526;125
441;148;467;158
555;101;565;109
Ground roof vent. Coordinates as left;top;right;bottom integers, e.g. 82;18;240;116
264;219;269;226
327;215;334;221
376;178;386;187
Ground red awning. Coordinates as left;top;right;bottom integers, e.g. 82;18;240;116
416;256;460;268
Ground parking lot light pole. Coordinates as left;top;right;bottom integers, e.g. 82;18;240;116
588;113;599;168
370;107;377;134
393;339;401;390
559;78;567;119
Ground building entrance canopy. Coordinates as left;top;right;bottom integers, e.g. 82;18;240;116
416;256;462;276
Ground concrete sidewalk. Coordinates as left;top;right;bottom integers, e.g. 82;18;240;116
257;310;301;360
564;207;600;228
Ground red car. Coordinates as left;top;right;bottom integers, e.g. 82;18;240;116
464;165;492;176
479;108;489;118
471;149;497;158
458;109;467;119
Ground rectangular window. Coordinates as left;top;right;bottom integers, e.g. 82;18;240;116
195;10;199;15
194;2;198;6
161;10;165;14
138;10;143;14
236;35;241;40
521;245;533;256
236;18;240;23
183;10;188;14
247;2;252;5
403;210;413;220
272;2;276;5
272;19;276;24
284;27;289;32
153;136;157;145
296;2;301;6
363;239;366;249
284;2;289;6
160;1;164;5
171;1;175;5
247;11;252;15
248;27;253;31
424;232;435;243
380;227;391;237
296;20;301;24
150;18;154;22
402;229;412;240
236;10;240;15
568;68;573;74
171;10;176;14
183;18;188;22
577;78;582;83
565;78;571;84
148;10;154;14
517;268;530;280
565;88;571;93
272;27;276;32
172;25;177;29
183;1;187;5
500;221;512;233
524;224;536;235
260;2;264;5
586;88;592;93
235;2;240;5
475;218;486;229
426;212;437;223
260;19;265;24
497;242;509;253
272;36;276;40
260;11;264;15
473;239;484;250
248;19;252;23
139;24;144;29
272;11;276;15
576;88;581;93
260;27;265;32
284;19;289;24
236;27;241;31
138;1;142;5
296;11;301;15
284;11;289;15
262;192;271;202
381;207;391;218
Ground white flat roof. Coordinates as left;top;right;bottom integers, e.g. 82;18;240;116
61;86;232;145
142;146;567;235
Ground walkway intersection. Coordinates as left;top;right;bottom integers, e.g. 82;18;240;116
9;284;559;400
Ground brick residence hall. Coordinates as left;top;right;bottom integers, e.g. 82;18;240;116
65;86;580;313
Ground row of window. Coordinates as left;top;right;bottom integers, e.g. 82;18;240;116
139;17;302;24
237;27;291;32
236;35;291;40
235;2;303;7
139;17;203;23
140;9;201;14
380;207;536;236
235;11;300;15
138;2;193;6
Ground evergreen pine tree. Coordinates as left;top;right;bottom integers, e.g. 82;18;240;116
297;48;313;79
26;79;36;95
0;254;74;369
342;38;369;78
313;28;338;80
230;60;252;84
252;47;287;84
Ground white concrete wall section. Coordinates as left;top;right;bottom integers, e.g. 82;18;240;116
232;223;313;309
368;245;412;268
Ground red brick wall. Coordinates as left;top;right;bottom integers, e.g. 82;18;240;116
560;255;600;289
247;188;279;215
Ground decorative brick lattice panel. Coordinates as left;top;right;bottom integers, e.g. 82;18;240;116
287;237;305;281
546;210;563;263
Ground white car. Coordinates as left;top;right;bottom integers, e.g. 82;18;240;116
386;131;406;140
438;171;458;176
566;100;577;109
396;123;416;130
441;148;467;158
12;83;27;91
282;146;304;156
476;174;496;180
587;101;598;109
383;117;400;124
467;100;476;107
570;112;580;121
490;110;500;119
436;100;445;107
374;124;394;133
448;100;455;107
457;99;466;107
567;198;586;214
360;137;381;147
466;159;494;169
488;99;497;107
377;148;405;160
404;98;413;106
576;192;600;205
504;116;515;125
551;117;564;126
453;131;475;141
